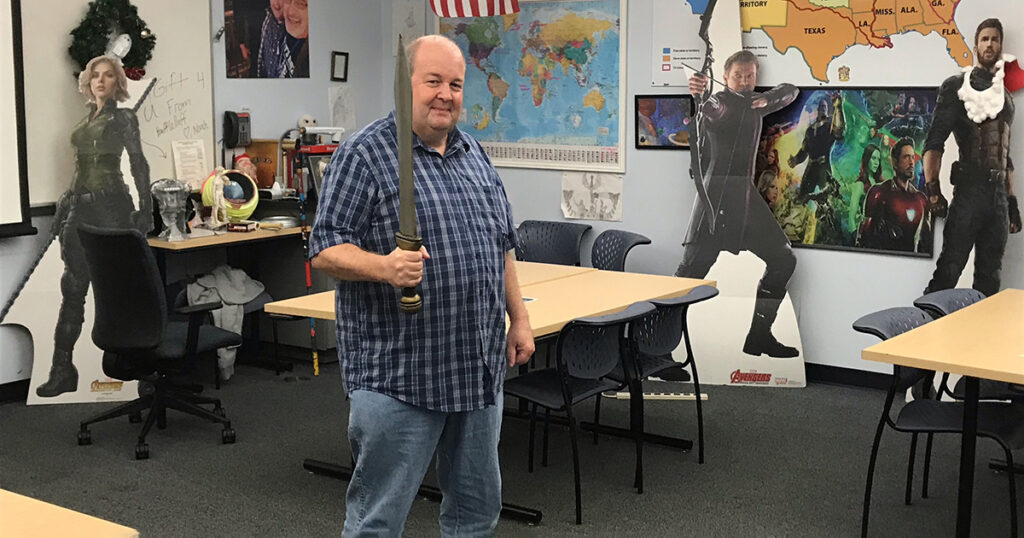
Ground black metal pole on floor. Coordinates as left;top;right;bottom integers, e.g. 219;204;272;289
302;458;544;525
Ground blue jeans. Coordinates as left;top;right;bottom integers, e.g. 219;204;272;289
342;389;503;537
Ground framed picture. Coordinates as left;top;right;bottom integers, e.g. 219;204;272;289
331;51;349;82
755;86;938;257
306;154;332;195
635;94;691;149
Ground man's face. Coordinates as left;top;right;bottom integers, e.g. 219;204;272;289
283;0;308;39
270;0;284;21
907;97;917;111
724;62;757;93
895;145;916;180
817;99;829;117
976;27;1002;68
410;41;466;140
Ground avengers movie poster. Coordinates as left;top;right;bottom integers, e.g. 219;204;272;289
756;87;938;256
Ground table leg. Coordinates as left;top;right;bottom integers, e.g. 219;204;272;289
302;458;544;525
956;376;979;538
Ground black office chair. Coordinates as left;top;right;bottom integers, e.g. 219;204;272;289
590;229;651;271
515;220;592;266
604;285;719;495
504;302;655;524
76;225;241;460
853;306;1024;538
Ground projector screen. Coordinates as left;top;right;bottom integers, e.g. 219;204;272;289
0;0;34;237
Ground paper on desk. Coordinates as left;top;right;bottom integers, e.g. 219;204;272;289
172;140;209;190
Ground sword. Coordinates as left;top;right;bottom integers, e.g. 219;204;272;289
394;35;422;314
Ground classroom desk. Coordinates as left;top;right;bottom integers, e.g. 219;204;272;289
146;226;304;251
0;489;138;538
862;289;1024;537
264;266;713;524
147;226;305;280
262;261;599;320
514;261;596;286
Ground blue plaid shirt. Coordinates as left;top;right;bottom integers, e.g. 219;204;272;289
310;113;518;412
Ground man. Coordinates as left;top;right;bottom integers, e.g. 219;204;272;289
309;35;533;536
859;138;930;253
923;18;1021;296
790;92;846;200
676;50;801;358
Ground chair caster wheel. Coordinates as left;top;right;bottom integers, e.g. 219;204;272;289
77;429;92;446
129;412;142;423
135;443;150;460
222;428;236;444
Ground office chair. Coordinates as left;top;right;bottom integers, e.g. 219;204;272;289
853;306;1023;538
504;302;655;524
598;285;719;495
515;220;592;266
76;225;241;460
590;229;651;272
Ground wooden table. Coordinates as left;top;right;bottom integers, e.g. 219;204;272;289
521;270;713;337
147;226;304;251
265;263;713;337
264;265;714;524
514;261;595;286
262;261;599;319
862;289;1024;537
0;489;138;537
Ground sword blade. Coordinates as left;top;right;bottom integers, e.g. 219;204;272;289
395;35;417;238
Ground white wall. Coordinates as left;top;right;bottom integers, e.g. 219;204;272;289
210;0;389;146
488;0;1024;373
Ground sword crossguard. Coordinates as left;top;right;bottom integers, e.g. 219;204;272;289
395;232;423;314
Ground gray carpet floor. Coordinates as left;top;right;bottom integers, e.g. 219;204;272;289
1;361;1020;537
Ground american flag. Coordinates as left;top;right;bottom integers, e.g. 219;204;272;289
429;0;520;17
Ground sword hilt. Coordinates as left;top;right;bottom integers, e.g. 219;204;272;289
395;232;422;314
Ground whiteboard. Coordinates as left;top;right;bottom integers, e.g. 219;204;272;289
21;0;215;206
0;0;33;236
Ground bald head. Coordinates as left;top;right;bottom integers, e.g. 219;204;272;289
407;35;466;75
406;34;466;152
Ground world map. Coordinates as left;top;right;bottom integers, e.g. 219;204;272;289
440;0;624;171
741;0;969;82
